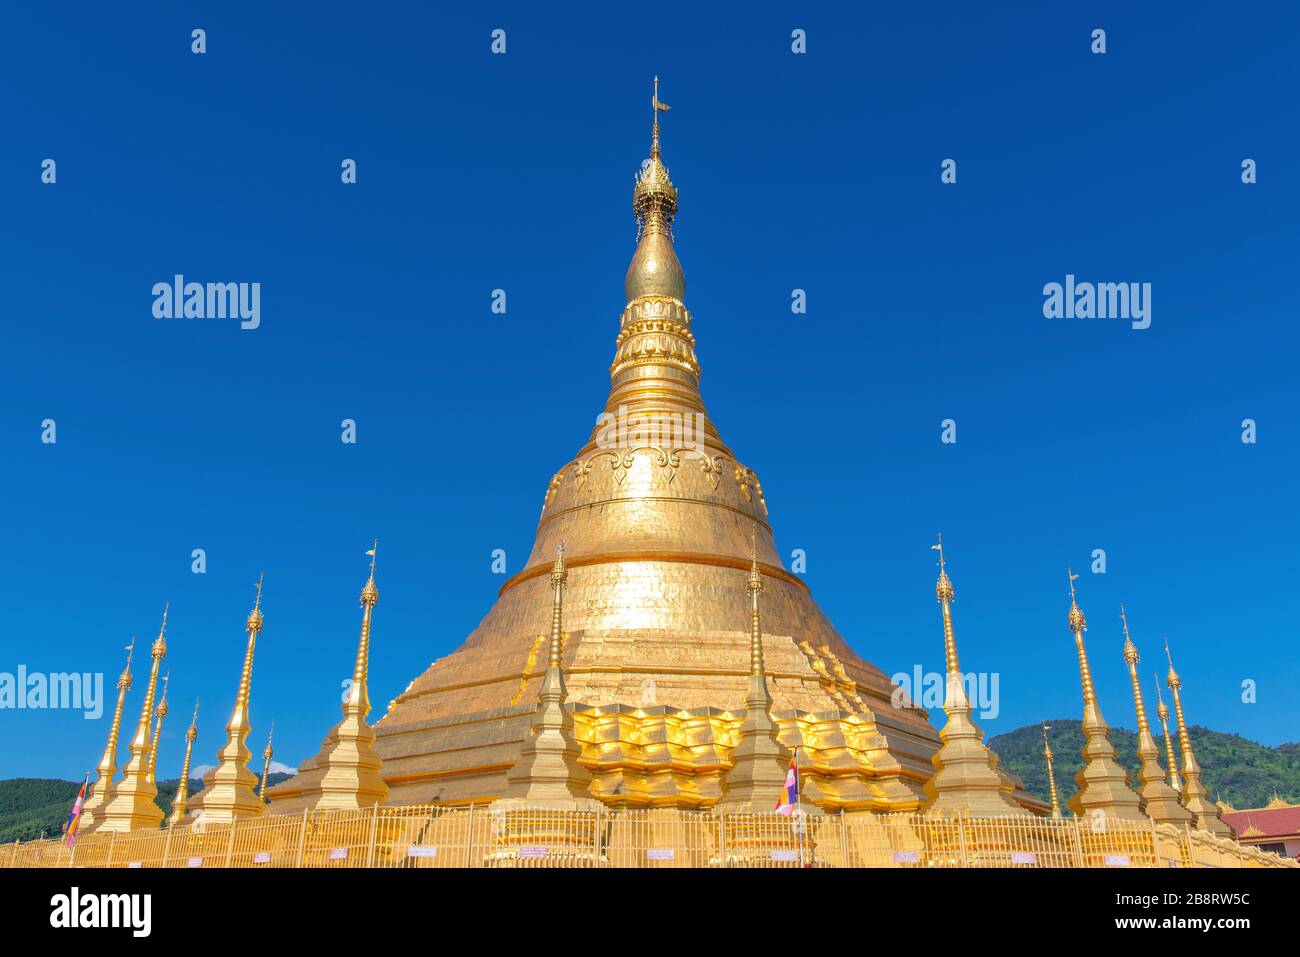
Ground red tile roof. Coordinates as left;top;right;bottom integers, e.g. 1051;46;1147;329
1221;806;1300;840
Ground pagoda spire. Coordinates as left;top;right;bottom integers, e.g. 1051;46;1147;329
501;544;595;805
1042;724;1062;819
299;542;390;810
187;577;267;822
1119;608;1190;825
719;528;790;810
1164;639;1231;836
146;672;170;784
1152;675;1181;792
259;723;275;806
922;535;1027;816
587;75;720;460
1062;572;1144;822
101;606;169;831
81;637;134;832
167;699;199;826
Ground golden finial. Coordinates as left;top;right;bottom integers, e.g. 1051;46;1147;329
186;698;199;742
746;524;766;679
155;672;170;719
1153;672;1179;790
1163;636;1181;688
547;543;567;670
361;541;379;607
347;543;380;718
118;636;135;691
247;573;265;633
933;533;954;603
1042;722;1062;819
552;541;568;585
152;602;169;658
650;75;670;158
1120;604;1139;663
259;722;275;806
1066;568;1086;633
146;671;170;782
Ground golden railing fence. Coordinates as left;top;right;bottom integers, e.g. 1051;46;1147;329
5;806;1295;869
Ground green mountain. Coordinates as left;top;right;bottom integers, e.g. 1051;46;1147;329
989;721;1300;810
0;773;293;844
0;778;81;844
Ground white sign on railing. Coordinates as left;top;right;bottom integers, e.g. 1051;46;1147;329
407;845;438;859
253;852;271;864
1010;851;1038;865
892;851;919;863
329;847;348;860
1104;854;1130;867
518;846;548;859
186;857;203;868
646;848;674;861
127;861;142;869
770;850;798;862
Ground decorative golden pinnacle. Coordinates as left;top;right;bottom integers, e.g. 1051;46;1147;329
933;533;954;603
1120;604;1139;663
246;573;265;632
1067;568;1086;632
360;540;379;607
551;541;568;587
1164;637;1181;688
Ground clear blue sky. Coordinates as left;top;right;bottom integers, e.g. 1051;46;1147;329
2;1;1296;780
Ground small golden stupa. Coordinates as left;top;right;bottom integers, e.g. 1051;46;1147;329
269;79;942;813
922;537;1033;816
1062;573;1145;823
185;579;267;823
1164;640;1232;836
99;608;169;832
1119;607;1190;826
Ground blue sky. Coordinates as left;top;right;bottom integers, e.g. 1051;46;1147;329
1;1;1296;781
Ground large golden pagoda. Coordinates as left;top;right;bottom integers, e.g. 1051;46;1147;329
271;80;942;813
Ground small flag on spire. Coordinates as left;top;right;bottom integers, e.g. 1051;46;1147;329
63;773;90;848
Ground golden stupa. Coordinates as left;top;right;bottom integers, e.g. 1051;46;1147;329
269;80;945;814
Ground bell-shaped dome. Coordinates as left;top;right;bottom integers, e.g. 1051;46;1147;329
625;134;685;301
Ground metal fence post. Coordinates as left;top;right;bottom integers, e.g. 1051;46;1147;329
223;822;237;868
1069;818;1086;868
104;830;117;868
464;805;477;868
160;823;174;867
8;840;18;867
294;809;309;868
838;809;849;867
957;811;970;867
716;806;727;868
365;804;380;868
